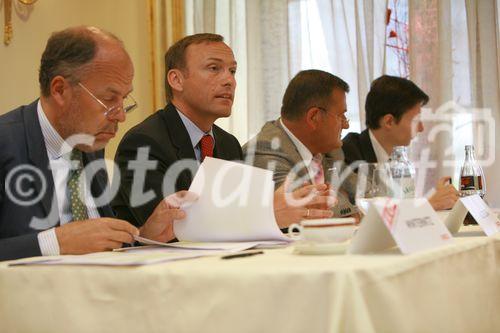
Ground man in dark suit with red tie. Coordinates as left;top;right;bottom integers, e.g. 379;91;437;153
112;34;243;227
113;34;334;229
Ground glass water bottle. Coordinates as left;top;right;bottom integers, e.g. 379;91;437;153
388;146;416;199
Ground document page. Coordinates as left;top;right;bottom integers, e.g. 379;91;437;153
174;157;290;242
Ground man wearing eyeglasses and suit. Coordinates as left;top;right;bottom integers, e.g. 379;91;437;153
242;69;358;218
0;26;189;261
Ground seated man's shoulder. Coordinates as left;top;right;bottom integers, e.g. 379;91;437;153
212;124;242;160
242;121;295;173
342;130;380;169
341;131;364;160
0;105;30;156
342;131;362;147
256;120;284;140
114;110;179;171
0;106;23;123
117;110;175;155
213;124;240;145
0;104;30;134
123;111;165;140
242;121;287;153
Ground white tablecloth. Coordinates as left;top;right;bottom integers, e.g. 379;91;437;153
1;231;499;333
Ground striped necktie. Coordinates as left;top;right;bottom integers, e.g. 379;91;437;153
68;149;89;221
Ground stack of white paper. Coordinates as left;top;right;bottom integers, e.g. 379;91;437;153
9;250;213;267
133;236;287;251
173;157;291;243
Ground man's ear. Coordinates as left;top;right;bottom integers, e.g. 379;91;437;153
167;69;185;94
380;114;396;129
305;107;322;130
50;76;71;107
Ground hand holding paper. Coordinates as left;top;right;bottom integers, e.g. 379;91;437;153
140;191;198;243
173;157;291;242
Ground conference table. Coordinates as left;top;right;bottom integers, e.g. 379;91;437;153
1;227;499;333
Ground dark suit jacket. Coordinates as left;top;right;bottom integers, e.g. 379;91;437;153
342;129;378;166
112;103;242;227
0;100;114;261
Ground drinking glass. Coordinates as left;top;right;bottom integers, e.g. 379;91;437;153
355;162;392;214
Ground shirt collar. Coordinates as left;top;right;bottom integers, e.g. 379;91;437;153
280;118;313;167
177;108;214;149
368;129;390;163
37;100;72;160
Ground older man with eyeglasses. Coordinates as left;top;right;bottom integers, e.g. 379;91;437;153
0;26;191;261
243;69;358;219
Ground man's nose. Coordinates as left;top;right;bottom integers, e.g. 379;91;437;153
107;107;126;123
417;121;424;132
222;70;236;88
342;117;350;129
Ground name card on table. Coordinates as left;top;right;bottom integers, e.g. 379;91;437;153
349;198;453;254
460;195;500;236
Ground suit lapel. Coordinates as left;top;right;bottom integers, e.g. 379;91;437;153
161;104;197;160
23;100;57;219
160;104;197;186
212;126;227;159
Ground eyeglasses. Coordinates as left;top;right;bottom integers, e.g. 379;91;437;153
315;106;347;122
77;82;137;118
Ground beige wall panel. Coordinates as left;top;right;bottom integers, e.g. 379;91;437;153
0;0;155;163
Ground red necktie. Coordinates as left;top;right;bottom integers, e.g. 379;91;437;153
200;134;214;161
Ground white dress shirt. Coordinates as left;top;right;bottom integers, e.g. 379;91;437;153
36;101;100;256
369;129;390;163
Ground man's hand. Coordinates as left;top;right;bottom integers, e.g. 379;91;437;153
274;183;336;228
55;218;139;255
140;191;198;243
428;176;460;211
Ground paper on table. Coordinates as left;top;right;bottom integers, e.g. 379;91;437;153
8;250;214;267
349;198;453;254
460;195;500;236
173;157;291;243
132;235;287;252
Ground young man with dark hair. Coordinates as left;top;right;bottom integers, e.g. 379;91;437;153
342;75;459;210
243;69;358;218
